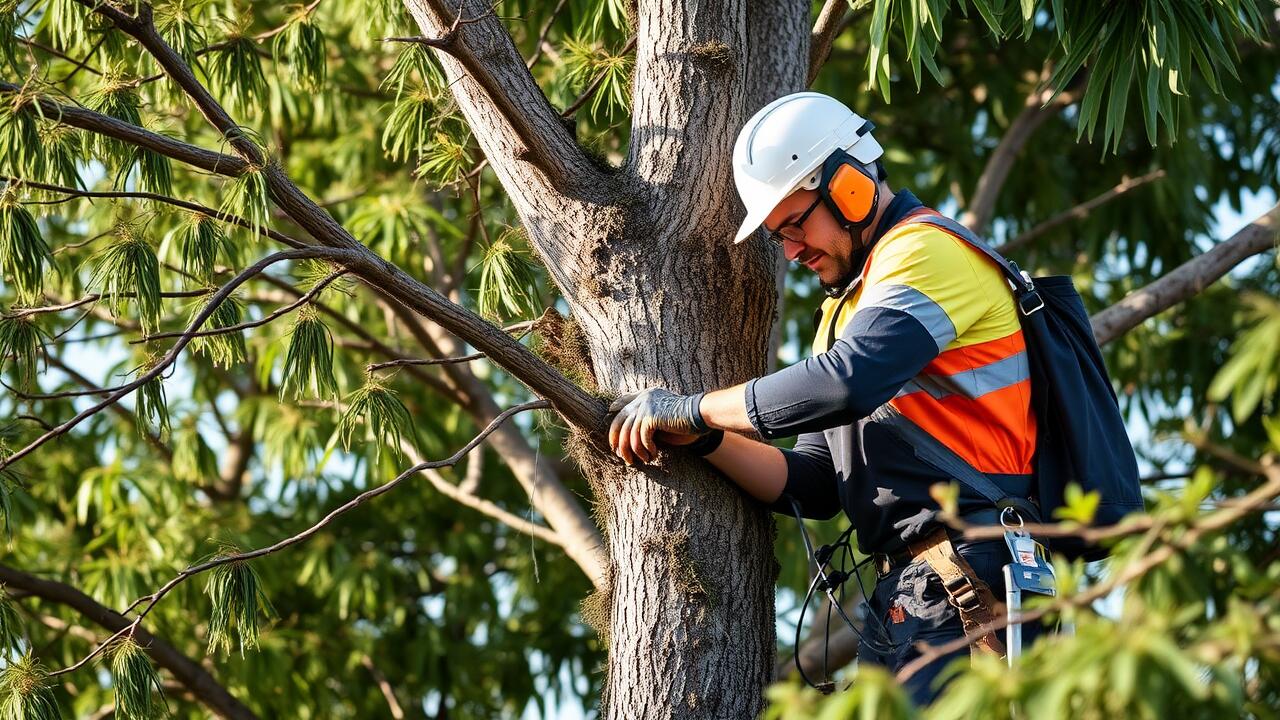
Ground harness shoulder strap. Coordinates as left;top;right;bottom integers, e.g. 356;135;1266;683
868;404;1010;506
903;215;1045;316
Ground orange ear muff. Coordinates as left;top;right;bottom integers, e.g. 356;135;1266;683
818;149;880;230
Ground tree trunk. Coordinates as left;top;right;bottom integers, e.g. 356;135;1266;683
401;0;808;715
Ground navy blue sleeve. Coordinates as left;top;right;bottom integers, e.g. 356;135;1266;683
744;306;939;439
768;431;841;520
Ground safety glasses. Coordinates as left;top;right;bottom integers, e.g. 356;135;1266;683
765;194;823;248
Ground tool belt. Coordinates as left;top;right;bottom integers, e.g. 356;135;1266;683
873;527;1006;658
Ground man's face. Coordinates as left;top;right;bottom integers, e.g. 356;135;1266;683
762;189;856;286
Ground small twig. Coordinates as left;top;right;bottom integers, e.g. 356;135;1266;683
1000;169;1166;253
17;37;105;77
2;176;308;249
524;0;568;70
3;289;209;320
0;248;361;473
133;270;348;343
381;0;500;52
119;399;550;627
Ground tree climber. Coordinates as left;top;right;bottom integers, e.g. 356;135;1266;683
608;91;1044;704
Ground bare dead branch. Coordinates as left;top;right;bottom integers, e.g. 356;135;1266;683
360;655;406;720
1091;202;1280;345
1000;169;1167;253
2;288;208;320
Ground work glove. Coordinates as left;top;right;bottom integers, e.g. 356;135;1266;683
607;388;709;465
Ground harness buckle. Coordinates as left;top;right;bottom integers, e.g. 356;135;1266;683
1018;290;1045;316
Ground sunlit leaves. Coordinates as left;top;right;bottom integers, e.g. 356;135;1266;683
38;124;82;190
0;189;54;304
280;309;337;400
204;555;274;656
0;315;47;391
205;35;267;113
561;38;632;120
172;421;219;484
1052;482;1101;524
382;89;437;163
175;213;234;283
475;229;539;321
762;666;915;720
85;227;162;333
273;10;327;91
218;167;271;241
133;370;171;442
84;79;142;167
380;42;443;99
338;379;414;461
0;587;19;659
0;96;41;178
109;638;166;720
0;1;19;71
1208;292;1280;421
188;293;246;367
0;654;60;720
864;0;1268;152
413;126;470;189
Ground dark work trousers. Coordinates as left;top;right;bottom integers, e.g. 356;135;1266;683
856;540;1046;706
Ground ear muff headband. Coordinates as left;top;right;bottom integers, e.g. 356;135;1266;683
817;148;880;231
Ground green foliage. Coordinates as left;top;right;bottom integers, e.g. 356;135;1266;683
273;11;327;91
764;667;916;720
127;145;174;197
1051;482;1100;524
0;315;47;391
83;79;142;168
338;378;414;461
1208;292;1280;421
380;42;443;99
37;124;83;190
109;638;166;720
171;420;219;484
0;654;60;720
205;35;267;113
85;227;162;333
0;96;42;178
133;371;171;442
0;190;54;304
560;38;632;120
475;229;539;321
0;1;18;71
218;167;271;241
188;292;246;367
204;556;274;656
279;309;338;400
0;587;21;658
175;213;234;283
866;0;1269;151
413;125;471;188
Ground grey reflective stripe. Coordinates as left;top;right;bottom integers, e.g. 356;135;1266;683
856;283;956;351
896;351;1030;401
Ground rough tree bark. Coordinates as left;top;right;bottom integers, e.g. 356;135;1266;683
400;0;807;715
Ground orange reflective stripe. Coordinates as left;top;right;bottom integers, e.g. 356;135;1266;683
928;332;1026;376
891;382;1036;475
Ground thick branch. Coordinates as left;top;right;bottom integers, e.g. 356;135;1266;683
401;0;598;194
807;0;850;86
0;82;248;177
1091;203;1280;345
0;564;257;720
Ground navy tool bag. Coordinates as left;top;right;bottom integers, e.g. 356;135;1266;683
899;216;1146;558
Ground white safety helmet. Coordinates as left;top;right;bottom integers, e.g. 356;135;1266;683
731;92;883;244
